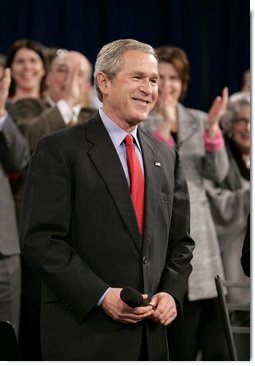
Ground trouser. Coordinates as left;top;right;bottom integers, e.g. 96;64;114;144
167;296;230;361
0;254;21;337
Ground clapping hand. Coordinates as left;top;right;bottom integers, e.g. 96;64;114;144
207;86;229;139
0;68;11;116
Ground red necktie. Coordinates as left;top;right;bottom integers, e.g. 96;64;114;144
124;134;145;235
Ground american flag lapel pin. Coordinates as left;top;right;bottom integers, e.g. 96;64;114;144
154;161;161;167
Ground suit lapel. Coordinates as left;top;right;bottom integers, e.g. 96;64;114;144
85;113;143;252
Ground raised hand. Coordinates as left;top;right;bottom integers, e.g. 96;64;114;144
157;89;178;138
63;62;86;107
0;68;11;116
207;86;229;139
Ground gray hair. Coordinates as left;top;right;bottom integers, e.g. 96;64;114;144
220;91;250;133
93;39;158;102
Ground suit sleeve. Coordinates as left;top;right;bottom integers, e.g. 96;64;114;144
20;135;109;322
0;115;29;170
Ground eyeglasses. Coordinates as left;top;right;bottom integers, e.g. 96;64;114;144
233;117;250;126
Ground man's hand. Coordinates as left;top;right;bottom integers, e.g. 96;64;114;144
0;68;11;116
63;62;88;107
157;89;177;127
148;292;177;326
101;288;154;324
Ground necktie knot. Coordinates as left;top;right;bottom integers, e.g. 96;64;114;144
124;134;134;147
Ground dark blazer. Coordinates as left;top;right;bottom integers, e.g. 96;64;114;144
20;112;194;361
0;115;29;255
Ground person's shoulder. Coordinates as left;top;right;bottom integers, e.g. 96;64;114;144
139;127;177;158
15;97;45;108
14;98;47;116
80;106;98;116
179;103;207;120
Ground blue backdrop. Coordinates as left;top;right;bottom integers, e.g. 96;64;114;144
0;0;250;111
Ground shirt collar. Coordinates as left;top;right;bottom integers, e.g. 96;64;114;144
46;96;81;116
99;108;141;152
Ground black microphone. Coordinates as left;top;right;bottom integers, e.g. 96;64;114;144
120;287;155;309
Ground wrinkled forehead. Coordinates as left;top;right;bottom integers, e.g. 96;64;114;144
51;53;90;72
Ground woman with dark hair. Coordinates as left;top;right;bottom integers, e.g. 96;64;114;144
5;39;46;101
141;45;230;360
2;39;46;360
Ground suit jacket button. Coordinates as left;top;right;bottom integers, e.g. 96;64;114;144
143;256;148;264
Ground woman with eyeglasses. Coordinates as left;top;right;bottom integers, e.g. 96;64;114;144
205;91;250;361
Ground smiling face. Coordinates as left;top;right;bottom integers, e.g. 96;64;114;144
11;47;45;93
158;62;182;105
97;50;159;131
46;51;91;103
231;104;250;153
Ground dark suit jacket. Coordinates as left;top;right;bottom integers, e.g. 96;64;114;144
20;112;194;361
0;115;29;255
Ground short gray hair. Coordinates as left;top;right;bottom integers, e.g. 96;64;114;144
220;91;250;133
93;39;158;102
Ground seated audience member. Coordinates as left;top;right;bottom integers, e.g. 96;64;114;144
14;50;97;152
0;66;30;338
5;39;47;102
205;92;250;360
141;45;230;360
4;39;47;218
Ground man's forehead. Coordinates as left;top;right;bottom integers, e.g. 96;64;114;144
52;54;88;70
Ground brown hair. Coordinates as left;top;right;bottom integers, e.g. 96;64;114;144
155;46;190;99
5;39;47;98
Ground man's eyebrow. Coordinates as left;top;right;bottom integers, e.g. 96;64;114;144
56;63;68;68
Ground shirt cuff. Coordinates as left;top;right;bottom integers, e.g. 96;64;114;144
204;128;224;152
152;129;176;147
96;287;111;307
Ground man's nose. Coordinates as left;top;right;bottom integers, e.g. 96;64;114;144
140;79;152;95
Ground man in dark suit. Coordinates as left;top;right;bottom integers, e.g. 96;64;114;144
0;68;29;336
20;39;195;361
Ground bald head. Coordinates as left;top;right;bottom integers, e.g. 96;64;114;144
50;51;91;78
46;50;92;103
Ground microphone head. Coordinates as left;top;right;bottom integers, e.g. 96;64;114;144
120;287;143;307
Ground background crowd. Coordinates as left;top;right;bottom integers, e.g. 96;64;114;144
0;0;251;360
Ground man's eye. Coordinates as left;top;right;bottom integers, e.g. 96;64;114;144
151;79;158;85
56;67;68;73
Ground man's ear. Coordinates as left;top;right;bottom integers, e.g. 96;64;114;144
96;72;110;96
